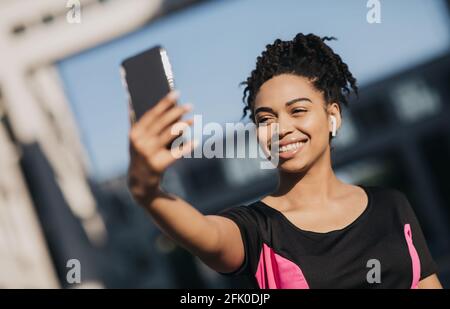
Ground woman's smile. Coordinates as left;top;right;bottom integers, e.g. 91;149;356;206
268;137;309;160
278;140;307;159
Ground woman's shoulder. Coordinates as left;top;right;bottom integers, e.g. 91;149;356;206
216;201;275;229
362;184;414;215
363;185;409;201
218;201;271;217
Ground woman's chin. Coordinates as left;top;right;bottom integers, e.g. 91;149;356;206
277;157;308;173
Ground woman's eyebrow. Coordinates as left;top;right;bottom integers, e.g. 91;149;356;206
285;97;312;106
254;97;312;116
254;106;274;115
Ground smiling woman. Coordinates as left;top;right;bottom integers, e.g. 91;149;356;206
214;33;443;289
127;33;443;289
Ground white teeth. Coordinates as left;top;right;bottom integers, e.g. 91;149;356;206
279;141;305;153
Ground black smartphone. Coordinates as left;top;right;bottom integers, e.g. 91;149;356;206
120;45;175;123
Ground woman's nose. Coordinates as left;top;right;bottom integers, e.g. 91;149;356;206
278;116;295;139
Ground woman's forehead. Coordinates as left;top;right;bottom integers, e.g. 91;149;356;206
254;74;322;109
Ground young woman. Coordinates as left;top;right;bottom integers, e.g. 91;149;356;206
128;33;442;289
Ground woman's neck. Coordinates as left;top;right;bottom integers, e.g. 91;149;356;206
268;148;344;211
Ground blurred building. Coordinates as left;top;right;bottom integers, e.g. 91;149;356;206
0;0;449;289
0;0;213;289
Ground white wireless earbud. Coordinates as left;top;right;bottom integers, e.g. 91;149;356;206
330;116;337;137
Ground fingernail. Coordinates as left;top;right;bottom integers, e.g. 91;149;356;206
184;103;193;111
168;90;180;100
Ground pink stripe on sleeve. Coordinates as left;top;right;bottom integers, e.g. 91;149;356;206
404;224;421;289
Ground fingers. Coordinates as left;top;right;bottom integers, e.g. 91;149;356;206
159;119;194;147
133;90;180;134
170;139;198;159
149;103;192;135
128;90;197;175
152;139;199;172
129;90;191;151
130;117;194;166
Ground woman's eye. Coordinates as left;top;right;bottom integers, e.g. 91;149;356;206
258;118;269;125
257;117;273;126
292;108;306;114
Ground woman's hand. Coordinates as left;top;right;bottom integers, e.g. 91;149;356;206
127;91;194;206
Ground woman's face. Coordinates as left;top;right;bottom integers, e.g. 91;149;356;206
253;74;341;173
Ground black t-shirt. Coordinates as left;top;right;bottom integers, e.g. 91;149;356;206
216;185;438;289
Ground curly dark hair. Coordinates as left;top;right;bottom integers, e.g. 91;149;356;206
241;33;358;121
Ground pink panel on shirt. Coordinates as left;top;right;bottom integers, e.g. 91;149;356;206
404;224;421;289
255;243;309;289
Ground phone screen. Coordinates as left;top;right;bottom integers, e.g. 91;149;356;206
120;45;175;122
